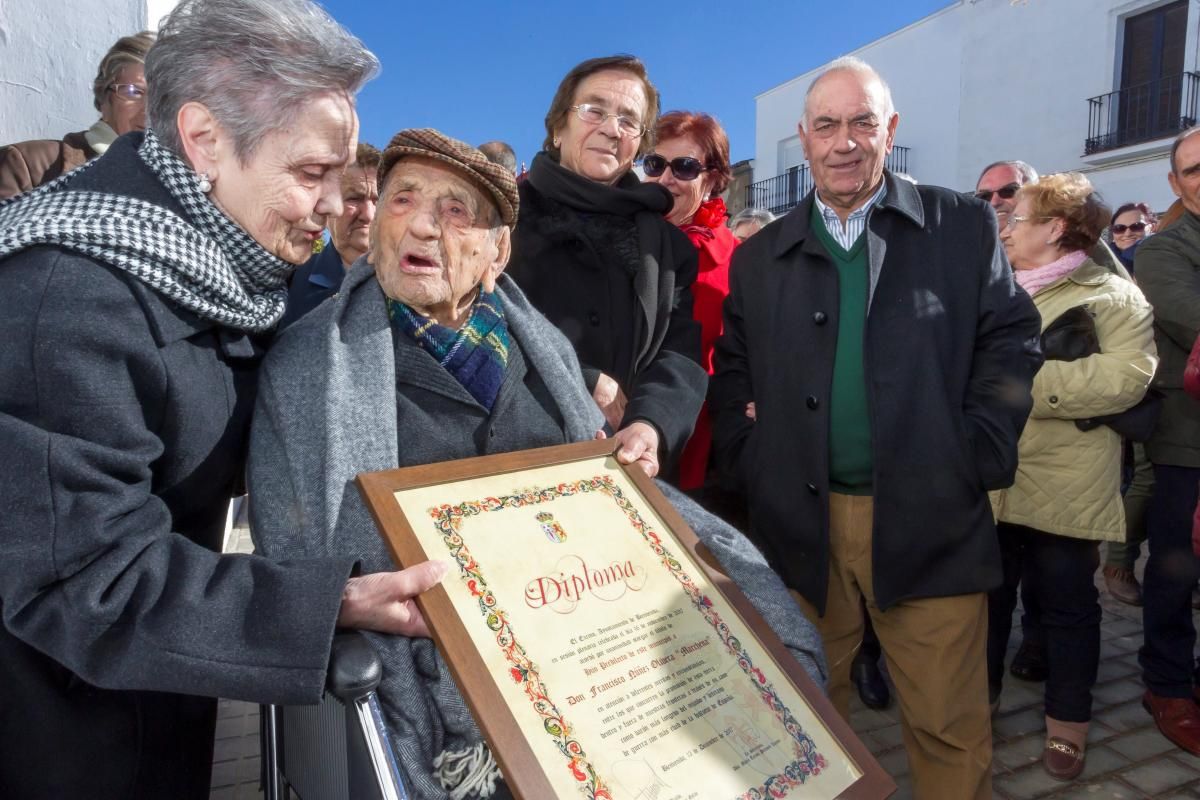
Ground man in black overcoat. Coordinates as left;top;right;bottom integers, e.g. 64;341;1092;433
710;57;1042;799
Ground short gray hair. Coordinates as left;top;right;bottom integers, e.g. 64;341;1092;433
976;160;1039;188
1171;126;1200;173
803;56;895;123
147;0;379;161
730;207;776;229
478;141;517;174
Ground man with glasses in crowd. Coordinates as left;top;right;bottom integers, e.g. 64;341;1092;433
0;32;155;200
974;160;1052;694
975;160;1037;231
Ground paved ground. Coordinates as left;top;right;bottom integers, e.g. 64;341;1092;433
851;563;1200;800
211;524;1200;799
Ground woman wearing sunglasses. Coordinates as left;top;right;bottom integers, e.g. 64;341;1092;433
641;111;738;492
1109;202;1158;273
507;56;707;480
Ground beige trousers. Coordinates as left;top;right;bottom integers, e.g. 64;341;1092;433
791;493;993;800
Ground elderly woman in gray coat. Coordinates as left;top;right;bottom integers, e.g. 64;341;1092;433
0;2;446;798
249;129;827;800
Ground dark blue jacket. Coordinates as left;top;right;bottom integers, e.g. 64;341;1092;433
280;241;346;329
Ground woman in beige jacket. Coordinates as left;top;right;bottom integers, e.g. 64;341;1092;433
988;173;1157;781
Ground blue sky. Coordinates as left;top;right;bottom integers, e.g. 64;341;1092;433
317;0;950;168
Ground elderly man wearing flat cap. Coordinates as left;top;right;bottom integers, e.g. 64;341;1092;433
247;129;826;800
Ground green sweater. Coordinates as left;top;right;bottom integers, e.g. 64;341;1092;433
810;203;873;493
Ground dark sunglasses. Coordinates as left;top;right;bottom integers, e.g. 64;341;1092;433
1111;221;1148;235
642;154;710;181
974;182;1020;203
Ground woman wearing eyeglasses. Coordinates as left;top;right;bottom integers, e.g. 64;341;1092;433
989;173;1157;780
508;56;706;480
0;31;155;200
640;111;738;492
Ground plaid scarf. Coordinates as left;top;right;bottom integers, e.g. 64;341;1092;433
0;130;292;331
388;291;510;411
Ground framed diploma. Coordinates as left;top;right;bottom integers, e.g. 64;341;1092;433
358;439;894;800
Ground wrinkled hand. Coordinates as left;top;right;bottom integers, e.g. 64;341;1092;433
592;372;628;430
610;420;661;478
336;560;448;637
745;402;756;421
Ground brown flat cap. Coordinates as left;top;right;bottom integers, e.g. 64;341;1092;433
378;128;518;227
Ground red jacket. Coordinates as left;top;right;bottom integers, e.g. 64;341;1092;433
678;198;739;489
1185;331;1200;402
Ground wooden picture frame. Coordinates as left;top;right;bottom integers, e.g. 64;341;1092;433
358;439;894;799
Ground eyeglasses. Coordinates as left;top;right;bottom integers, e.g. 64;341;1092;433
1005;214;1053;229
975;183;1020;203
642;154;711;181
108;83;147;102
1111;221;1148;235
570;104;645;137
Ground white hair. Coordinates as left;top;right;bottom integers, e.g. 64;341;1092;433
147;0;378;161
729;207;776;228
802;56;896;124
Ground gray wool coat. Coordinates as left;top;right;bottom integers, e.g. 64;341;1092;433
248;260;827;797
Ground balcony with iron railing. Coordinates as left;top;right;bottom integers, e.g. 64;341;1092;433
746;146;911;216
1085;71;1200;155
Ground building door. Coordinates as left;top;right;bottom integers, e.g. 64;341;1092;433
1117;0;1188;147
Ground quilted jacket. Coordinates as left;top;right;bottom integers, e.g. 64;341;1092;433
991;257;1157;541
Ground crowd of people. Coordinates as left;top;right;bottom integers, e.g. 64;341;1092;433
0;0;1197;798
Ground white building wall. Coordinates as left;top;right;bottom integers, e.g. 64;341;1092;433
755;3;965;186
755;0;1200;211
0;0;176;144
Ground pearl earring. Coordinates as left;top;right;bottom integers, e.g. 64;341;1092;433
198;172;212;193
553;138;560;148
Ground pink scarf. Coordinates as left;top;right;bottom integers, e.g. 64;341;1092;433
1014;250;1087;296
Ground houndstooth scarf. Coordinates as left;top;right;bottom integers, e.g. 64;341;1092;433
0;130;291;331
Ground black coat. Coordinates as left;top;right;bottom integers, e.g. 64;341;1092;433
0;136;354;799
710;173;1043;612
507;179;707;469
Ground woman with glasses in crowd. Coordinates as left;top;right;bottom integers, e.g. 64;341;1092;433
0;31;155;199
642;111;738;493
508;55;706;480
989;173;1157;781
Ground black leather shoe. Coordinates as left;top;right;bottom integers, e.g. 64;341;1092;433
852;657;891;710
1010;639;1048;682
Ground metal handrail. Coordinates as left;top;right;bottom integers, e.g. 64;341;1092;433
1085;71;1200;155
745;146;911;215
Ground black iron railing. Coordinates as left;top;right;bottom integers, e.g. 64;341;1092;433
1085;71;1200;154
745;146;911;215
746;166;812;216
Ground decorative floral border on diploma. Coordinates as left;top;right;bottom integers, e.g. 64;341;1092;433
425;475;828;800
